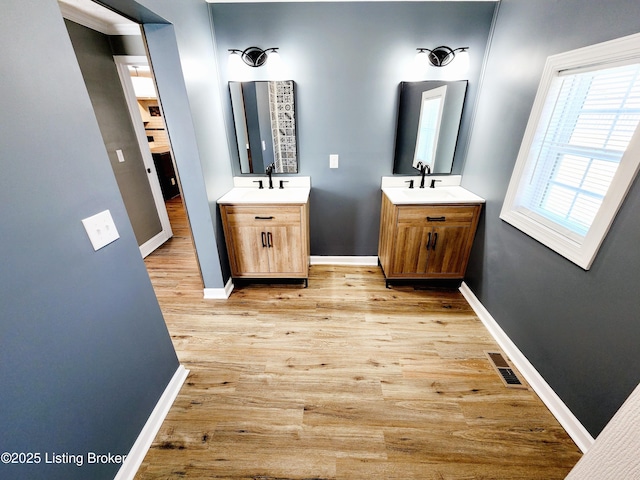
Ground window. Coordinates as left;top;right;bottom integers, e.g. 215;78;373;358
500;33;640;269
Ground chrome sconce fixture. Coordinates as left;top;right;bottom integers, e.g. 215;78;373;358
416;46;469;67
228;46;280;68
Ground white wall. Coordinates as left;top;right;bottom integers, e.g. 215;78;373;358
566;383;640;479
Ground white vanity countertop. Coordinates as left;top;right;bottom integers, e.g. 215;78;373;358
217;187;310;204
382;185;485;205
217;177;311;204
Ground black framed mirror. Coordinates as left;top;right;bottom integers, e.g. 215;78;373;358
229;80;298;174
393;80;467;175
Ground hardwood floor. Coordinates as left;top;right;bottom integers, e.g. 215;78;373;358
139;196;581;479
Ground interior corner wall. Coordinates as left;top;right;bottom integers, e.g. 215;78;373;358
461;0;640;437
210;1;495;256
0;1;179;479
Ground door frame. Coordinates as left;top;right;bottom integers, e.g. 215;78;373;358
114;55;173;257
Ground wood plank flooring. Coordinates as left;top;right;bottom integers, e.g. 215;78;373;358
138;196;581;479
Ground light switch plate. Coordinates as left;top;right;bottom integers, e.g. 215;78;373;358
82;210;120;251
330;154;339;168
116;149;125;163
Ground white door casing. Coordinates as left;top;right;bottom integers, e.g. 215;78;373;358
114;55;173;257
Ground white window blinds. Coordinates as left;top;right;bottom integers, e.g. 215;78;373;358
517;62;640;239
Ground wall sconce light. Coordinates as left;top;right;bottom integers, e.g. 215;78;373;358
412;46;470;80
415;46;469;67
228;46;280;68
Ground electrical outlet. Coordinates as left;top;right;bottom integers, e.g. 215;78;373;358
82;210;120;251
116;149;125;163
330;154;339;168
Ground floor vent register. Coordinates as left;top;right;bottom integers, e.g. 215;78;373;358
486;351;527;389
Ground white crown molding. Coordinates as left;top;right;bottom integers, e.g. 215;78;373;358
59;1;140;36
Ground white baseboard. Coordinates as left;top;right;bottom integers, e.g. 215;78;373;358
310;255;379;266
203;277;234;299
459;282;594;453
139;230;172;259
114;365;189;480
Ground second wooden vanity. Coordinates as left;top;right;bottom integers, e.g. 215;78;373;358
378;183;484;286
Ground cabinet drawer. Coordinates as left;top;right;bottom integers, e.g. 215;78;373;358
223;205;302;227
397;205;478;226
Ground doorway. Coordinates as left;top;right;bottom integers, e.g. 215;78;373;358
114;54;177;257
60;0;222;297
60;1;184;258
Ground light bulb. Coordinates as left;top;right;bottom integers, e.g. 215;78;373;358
411;50;429;80
228;52;246;81
266;50;285;79
448;50;470;79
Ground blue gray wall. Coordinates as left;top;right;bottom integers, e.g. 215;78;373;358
0;1;179;478
462;0;640;437
210;1;495;256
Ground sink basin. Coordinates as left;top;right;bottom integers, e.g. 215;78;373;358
382;186;484;204
217;186;310;204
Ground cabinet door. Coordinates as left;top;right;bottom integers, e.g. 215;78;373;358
229;225;270;275
388;204;480;278
426;225;471;275
391;225;432;274
266;225;305;275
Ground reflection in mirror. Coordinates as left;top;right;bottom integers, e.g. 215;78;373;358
229;80;297;174
414;85;447;169
393;81;467;175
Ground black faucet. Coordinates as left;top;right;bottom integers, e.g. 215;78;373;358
415;161;431;188
265;162;275;189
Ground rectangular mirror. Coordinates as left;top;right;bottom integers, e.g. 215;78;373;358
229;80;298;174
393;80;467;175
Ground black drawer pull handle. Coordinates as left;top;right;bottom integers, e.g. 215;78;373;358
426;216;446;222
255;216;275;220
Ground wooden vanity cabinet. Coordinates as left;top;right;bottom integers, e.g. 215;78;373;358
378;193;481;282
220;202;309;282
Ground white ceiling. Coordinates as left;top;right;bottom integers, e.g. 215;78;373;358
58;0;498;34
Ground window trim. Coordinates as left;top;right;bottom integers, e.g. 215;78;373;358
500;32;640;270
